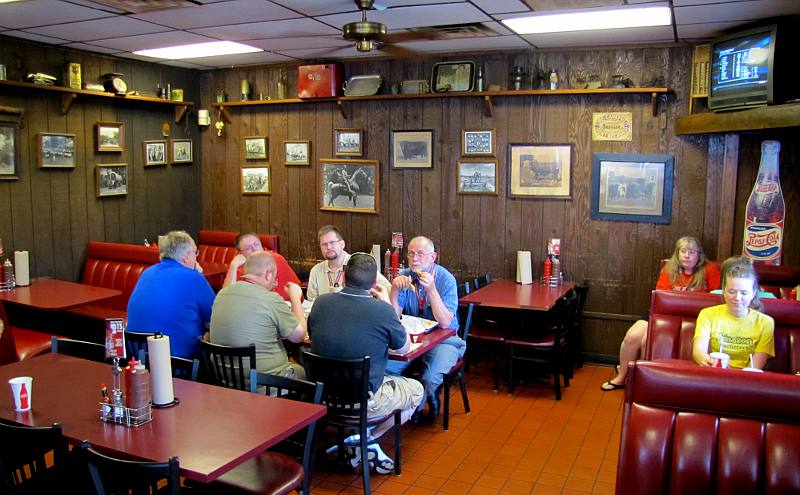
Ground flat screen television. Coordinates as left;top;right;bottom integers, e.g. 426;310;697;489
708;23;799;112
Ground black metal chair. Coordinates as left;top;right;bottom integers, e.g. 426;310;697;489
302;351;401;495
0;420;72;494
568;281;590;372
76;441;180;495
198;339;256;390
207;370;323;495
437;282;472;430
505;290;577;400
472;273;492;291
50;337;109;363
464;275;507;391
123;330;152;362
125;331;200;381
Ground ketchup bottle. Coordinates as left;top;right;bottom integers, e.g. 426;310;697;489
742;140;784;265
390;248;399;279
543;256;552;283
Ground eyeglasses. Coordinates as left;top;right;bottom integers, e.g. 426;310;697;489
320;239;342;247
239;240;261;252
679;249;698;256
407;250;433;259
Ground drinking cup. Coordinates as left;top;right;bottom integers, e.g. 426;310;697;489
709;352;730;369
741;367;764;373
8;376;33;412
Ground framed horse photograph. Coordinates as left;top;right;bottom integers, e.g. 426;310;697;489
319;158;378;214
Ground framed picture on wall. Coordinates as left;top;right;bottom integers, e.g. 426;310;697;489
38;133;76;169
457;159;498;195
142;140;167;166
170;139;192;164
391;130;433;169
320;158;378;214
96;164;128;197
242;166;271;195
0;121;20;180
244;136;268;160
284;140;310;166
462;129;495;156
96;122;124;152
334;128;363;157
508;143;573;199
590;152;674;224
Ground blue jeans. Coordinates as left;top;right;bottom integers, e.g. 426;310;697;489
386;335;466;404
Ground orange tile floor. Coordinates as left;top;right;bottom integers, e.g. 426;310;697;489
309;363;624;495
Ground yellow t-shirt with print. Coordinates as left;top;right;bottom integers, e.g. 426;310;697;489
693;304;775;369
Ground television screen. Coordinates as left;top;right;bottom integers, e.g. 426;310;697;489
711;31;771;94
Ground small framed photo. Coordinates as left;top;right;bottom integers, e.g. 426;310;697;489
391;130;433;169
590;152;674;224
142;140;167;166
96;122;124;152
320;158;378;214
38;133;76;169
0;121;19;180
242;166;271;195
96;164;128;197
244;136;268;160
431;61;475;92
462;128;495;156
457;159;498;195
508;143;573;199
170;139;192;164
284;140;311;166
334;128;363;157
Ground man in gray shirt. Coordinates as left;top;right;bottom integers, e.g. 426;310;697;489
210;251;306;378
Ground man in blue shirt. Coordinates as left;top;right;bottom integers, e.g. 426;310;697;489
388;236;465;420
127;231;215;359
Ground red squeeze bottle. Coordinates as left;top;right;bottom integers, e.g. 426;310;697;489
124;358;139;407
391;248;399;279
543;256;552;283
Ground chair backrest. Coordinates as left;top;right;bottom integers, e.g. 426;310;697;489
51;337;109;363
77;441;180;495
124;330;153;362
0;420;70;493
81;241;160;311
197;230;280;264
456;282;473;341
198;339;256;390
572;280;589;322
302;350;370;423
0;302;19;365
472;273;492;292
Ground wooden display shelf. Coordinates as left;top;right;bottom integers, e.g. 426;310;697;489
0;79;193;123
213;87;673;120
675;103;800;135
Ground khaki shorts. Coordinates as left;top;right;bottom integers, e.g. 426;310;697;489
367;375;423;418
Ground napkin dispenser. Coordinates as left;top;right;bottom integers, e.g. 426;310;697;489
343;74;382;96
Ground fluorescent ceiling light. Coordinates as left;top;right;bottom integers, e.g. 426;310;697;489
0;0;26;3
133;41;261;59
502;5;672;34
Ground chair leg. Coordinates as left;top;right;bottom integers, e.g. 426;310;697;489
458;372;470;415
393;410;402;475
443;374;451;431
507;345;514;395
493;342;501;391
360;428;371;495
552;363;562;401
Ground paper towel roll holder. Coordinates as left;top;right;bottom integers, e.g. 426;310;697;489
152;397;180;409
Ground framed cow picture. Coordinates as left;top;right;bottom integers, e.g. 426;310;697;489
391;130;433;169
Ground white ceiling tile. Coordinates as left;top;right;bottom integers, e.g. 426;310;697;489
246;34;350;51
473;0;530;14
673;0;800;24
672;0;751;5
0;0;114;29
179;50;294;66
26;17;169;42
190;17;340;40
91;30;215;51
396;34;531;53
268;0;355;16
275;45;379;61
521;25;675;47
675;21;744;40
65;0;126;13
63;42;125;54
131;0;300;29
317;3;491;31
1;30;70;44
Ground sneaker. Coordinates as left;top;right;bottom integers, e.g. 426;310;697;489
364;446;395;474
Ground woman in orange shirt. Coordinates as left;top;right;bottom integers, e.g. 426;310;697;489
601;236;721;391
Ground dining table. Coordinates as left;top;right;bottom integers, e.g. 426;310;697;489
0;353;327;483
459;279;575;311
0;278;122;311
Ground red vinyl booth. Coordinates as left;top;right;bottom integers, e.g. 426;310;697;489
645;290;800;374
197;230;280;265
617;360;800;495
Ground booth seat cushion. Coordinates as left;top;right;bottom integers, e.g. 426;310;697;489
197;230;280;265
754;264;800;287
617;360;800;495
1;302;53;363
645;290;800;373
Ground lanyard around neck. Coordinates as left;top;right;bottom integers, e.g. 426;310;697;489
413;266;437;312
327;269;343;288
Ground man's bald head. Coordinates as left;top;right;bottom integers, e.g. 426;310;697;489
244;251;276;278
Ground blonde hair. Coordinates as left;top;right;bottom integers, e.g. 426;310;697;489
720;255;763;311
663;236;709;291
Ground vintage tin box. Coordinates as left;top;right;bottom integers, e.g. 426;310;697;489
298;63;344;98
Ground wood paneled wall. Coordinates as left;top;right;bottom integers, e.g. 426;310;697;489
200;47;799;359
0;37;201;281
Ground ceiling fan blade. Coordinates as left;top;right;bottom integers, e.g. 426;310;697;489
376;42;427;60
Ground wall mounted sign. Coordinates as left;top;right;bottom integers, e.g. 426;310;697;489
592;112;632;141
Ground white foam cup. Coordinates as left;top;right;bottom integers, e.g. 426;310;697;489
9;376;33;411
709;352;730;369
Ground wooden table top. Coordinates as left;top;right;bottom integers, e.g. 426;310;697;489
392;327;456;362
0;353;327;482
0;278;122;310
459;279;576;311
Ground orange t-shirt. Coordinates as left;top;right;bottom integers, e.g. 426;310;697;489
656;262;721;291
235;250;301;301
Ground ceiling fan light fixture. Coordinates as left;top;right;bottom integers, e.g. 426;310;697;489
355;40;374;52
502;5;671;34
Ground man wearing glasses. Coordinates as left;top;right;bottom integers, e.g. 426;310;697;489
307;225;390;300
388;236;465;420
222;232;301;301
127;231;215;359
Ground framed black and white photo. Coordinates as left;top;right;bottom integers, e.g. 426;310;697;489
334;128;363;157
96;164;128;197
38;133;76;169
391;130;433;169
431;61;475;92
142;140;166;166
508;143;573;199
320;158;378;214
242;166;270;195
170;139;192;164
96;122;124;152
284;140;310;166
244;136;267;160
457;159;497;195
590;152;674;224
0;121;19;179
462;128;495;156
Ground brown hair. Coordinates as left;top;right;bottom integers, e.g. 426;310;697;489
662;236;709;291
720;255;763;311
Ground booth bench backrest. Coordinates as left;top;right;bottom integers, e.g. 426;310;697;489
197;230;280;265
617;360;800;495
645;290;800;374
81;242;160;311
754;263;800;287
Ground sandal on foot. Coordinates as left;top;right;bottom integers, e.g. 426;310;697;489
615;365;620;374
600;381;625;391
